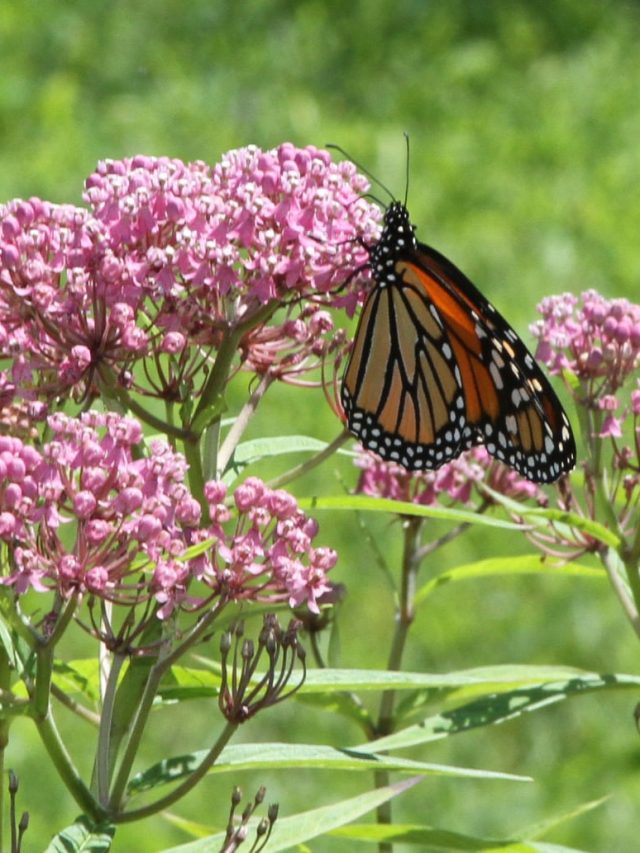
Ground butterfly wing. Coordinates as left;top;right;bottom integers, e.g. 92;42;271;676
341;270;473;471
341;235;576;483
412;241;576;482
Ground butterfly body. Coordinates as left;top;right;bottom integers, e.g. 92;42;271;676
341;202;576;484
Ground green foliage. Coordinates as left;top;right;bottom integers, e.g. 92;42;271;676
1;0;640;850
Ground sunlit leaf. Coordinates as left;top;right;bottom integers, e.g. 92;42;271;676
299;494;523;529
127;742;529;797
361;674;640;751
163;777;423;851
330;822;588;850
415;555;604;605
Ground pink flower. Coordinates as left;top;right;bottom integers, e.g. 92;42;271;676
0;412;195;605
355;445;545;507
531;290;640;394
599;416;622;438
200;478;337;612
0;146;380;408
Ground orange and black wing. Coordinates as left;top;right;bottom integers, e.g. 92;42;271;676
341;232;576;483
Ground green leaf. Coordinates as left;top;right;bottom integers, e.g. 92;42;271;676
480;487;621;548
329;823;588;851
296;664;612;694
234;435;345;462
517;795;609;841
108;619;163;763
163;777;424;851
52;659;101;702
161;812;217;839
0;617;33;678
177;537;216;561
44;815;115;852
295;689;373;729
415;556;604;605
127;742;529;797
223;435;353;483
299;494;524;529
157;665;221;703
360;673;640;752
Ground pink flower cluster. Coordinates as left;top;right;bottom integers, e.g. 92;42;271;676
531;290;640;442
355;446;544;507
0;413;335;620
240;303;348;383
0;411;196;600
195;477;336;616
531;290;640;394
0;145;380;406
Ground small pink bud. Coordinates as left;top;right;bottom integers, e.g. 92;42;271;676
73;490;97;518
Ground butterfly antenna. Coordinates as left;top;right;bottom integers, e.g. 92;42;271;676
362;191;388;209
403;132;410;209
326;143;396;203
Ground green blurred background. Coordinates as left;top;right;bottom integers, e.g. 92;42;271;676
3;0;640;849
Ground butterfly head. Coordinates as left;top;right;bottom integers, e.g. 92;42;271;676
371;202;417;266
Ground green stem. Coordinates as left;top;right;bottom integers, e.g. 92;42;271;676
203;419;222;482
268;429;351;490
191;303;277;436
0;647;12;851
50;683;100;725
185;302;281;503
97;367;191;442
184;437;206;513
33;642;54;721
48;594;79;648
108;601;227;809
603;545;640;639
115;722;238;823
374;517;423;852
34;692;104;819
217;372;273;475
628;521;640;567
584;407;621;535
95;653;126;804
183;325;244;509
377;518;422;731
107;655;165;811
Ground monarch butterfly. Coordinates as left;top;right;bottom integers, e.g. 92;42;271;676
341;200;576;484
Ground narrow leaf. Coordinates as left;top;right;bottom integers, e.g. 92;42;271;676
330;824;588;851
163;777;424;851
297;664;620;694
52;659;101;702
518;795;609;840
415;556;604;604
295;690;372;728
330;822;519;848
127;742;529;796
233;435;343;462
360;673;640;752
299;494;524;529
480;487;620;548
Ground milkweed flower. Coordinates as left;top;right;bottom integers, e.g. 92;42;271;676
0;146;380;406
531;290;640;396
0;415;337;624
526;290;640;561
355;445;544;508
197;477;337;615
0;411;194;601
531;290;640;476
